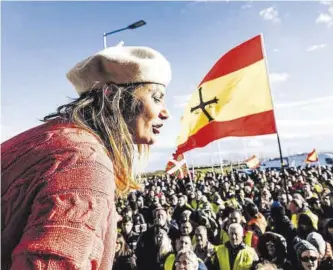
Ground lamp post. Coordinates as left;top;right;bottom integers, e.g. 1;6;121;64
103;20;146;49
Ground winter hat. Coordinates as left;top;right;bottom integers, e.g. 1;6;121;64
67;43;172;94
270;202;285;220
307;232;326;256
245;202;259;217
271;201;282;208
294;240;319;259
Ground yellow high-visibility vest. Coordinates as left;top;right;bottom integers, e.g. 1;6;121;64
244;231;253;247
220;230;229;244
164;254;176;270
220;230;252;247
216;245;256;270
191;199;197;209
291;210;318;230
164;253;204;270
192;235;196;246
191;200;203;210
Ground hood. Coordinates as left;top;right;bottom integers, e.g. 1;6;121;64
257;232;288;265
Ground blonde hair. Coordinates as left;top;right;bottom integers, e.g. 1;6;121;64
176;249;199;269
44;83;151;196
158;231;173;258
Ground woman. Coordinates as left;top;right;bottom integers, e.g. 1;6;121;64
113;233;137;270
255;232;292;270
1;44;171;269
298;214;317;240
175;249;199;270
294;240;320;270
307;232;333;270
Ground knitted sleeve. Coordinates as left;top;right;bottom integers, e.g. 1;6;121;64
10;162;115;270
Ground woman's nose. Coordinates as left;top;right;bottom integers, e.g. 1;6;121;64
159;107;170;120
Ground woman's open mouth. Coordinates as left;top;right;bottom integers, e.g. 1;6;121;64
152;124;163;134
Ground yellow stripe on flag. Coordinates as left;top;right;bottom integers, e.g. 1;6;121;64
177;59;273;146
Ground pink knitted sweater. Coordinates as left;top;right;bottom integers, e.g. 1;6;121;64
1;119;117;269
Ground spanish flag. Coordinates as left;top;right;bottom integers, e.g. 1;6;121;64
176;35;277;155
305;149;319;163
245;155;260;169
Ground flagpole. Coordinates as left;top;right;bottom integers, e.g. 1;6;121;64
317;151;322;175
192;158;195;181
184;153;193;183
217;140;224;175
210;153;213;172
260;33;289;204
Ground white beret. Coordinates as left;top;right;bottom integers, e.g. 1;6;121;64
66;45;172;95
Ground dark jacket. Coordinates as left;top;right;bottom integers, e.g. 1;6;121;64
113;252;137;270
256;232;293;270
135;223;178;270
270;206;297;243
270;205;298;266
324;219;333;247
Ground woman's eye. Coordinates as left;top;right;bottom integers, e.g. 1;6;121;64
153;96;162;103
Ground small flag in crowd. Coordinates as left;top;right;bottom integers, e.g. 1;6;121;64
245;155;260;169
166;154;188;179
175;34;277;155
305;149;319;163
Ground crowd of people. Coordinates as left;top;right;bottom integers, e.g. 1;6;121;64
113;165;333;270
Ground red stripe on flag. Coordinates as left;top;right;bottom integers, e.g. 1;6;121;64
176;110;276;155
199;35;263;86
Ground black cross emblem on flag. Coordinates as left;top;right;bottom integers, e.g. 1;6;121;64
190;87;219;122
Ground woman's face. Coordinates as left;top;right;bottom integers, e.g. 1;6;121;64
129;85;169;145
175;254;196;270
116;239;122;253
266;241;276;257
300;250;318;270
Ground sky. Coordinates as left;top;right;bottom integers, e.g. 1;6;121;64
2;1;333;172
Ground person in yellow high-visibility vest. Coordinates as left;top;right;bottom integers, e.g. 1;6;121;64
289;198;318;230
193;226;217;269
164;253;176;270
219;210;257;248
174;249;199;270
211;194;225;215
164;235;208;270
214;223;258;270
190;190;205;210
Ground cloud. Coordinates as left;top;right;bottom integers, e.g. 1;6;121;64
275;95;333;108
316;13;333;27
259;7;281;23
269;72;290;84
316;1;333;27
306;43;328;51
320;1;333;6
241;1;253;9
247;138;264;148
277;119;333;127
173;94;192;108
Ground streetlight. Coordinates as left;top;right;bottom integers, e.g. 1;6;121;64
103;20;146;49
